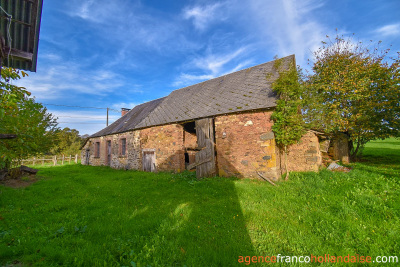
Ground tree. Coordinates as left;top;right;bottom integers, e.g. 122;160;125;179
270;58;305;180
0;67;58;171
50;127;84;156
304;35;400;160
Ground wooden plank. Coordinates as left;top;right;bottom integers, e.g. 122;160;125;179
0;134;17;139
143;151;156;172
29;0;39;54
0;35;5;59
194;118;216;179
187;157;212;170
4;47;33;61
0;16;32;27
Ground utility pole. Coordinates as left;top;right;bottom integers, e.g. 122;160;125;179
106;107;109;126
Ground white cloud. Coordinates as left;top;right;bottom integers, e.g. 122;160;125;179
69;0;121;23
172;73;215;87
183;2;226;31
47;110;120;135
175;0;330;83
374;23;400;36
172;47;252;87
40;53;62;61
16;61;127;101
194;47;247;74
66;0;200;56
242;0;329;65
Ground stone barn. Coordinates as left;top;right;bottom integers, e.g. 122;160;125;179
81;55;326;180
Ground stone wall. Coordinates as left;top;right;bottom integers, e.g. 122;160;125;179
81;131;141;169
329;133;350;163
82;111;324;178
281;131;322;173
184;131;197;149
214;111;278;179
140;124;185;172
183;130;197;166
82;124;187;172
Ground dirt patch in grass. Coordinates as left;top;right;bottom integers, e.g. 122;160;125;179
0;174;39;188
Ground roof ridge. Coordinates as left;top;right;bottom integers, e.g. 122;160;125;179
169;54;295;94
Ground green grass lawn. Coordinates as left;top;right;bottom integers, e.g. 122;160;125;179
1;139;399;266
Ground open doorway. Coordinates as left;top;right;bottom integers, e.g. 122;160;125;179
181;118;217;178
181;121;197;170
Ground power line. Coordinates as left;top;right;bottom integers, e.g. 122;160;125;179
41;103;120;112
58;122;114;124
57;115;112;119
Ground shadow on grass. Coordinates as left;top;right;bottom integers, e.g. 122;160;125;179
0;165;255;266
113;171;255;266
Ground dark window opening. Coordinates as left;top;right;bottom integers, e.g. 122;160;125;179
182;121;196;134
184;152;189;163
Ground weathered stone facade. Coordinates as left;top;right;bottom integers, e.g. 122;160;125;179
214;111;278;179
285;131;322;172
82;110;324;179
141;124;185;172
82;131;141;169
328;133;350;163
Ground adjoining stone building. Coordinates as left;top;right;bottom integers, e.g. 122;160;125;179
81;55;330;180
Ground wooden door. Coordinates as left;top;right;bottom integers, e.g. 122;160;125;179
143;150;156;172
85;150;90;165
106;140;111;166
194;118;216;179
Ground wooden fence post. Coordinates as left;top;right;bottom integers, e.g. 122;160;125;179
75;154;78;164
33;157;36;165
42;158;45;165
62;155;65;165
53;155;57;166
69;155;72;164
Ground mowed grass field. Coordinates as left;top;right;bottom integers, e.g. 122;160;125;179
1;138;399;266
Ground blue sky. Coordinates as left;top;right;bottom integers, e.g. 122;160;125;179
17;0;400;135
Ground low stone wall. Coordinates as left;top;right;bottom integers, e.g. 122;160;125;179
329;133;350;163
281;131;322;173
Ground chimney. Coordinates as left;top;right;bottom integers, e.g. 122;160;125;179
121;108;130;116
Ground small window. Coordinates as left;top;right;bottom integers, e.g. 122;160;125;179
95;142;100;157
120;138;126;156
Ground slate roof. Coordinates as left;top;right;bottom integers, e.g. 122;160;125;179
91;55;295;138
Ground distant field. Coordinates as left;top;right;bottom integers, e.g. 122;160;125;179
1;138;399;266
